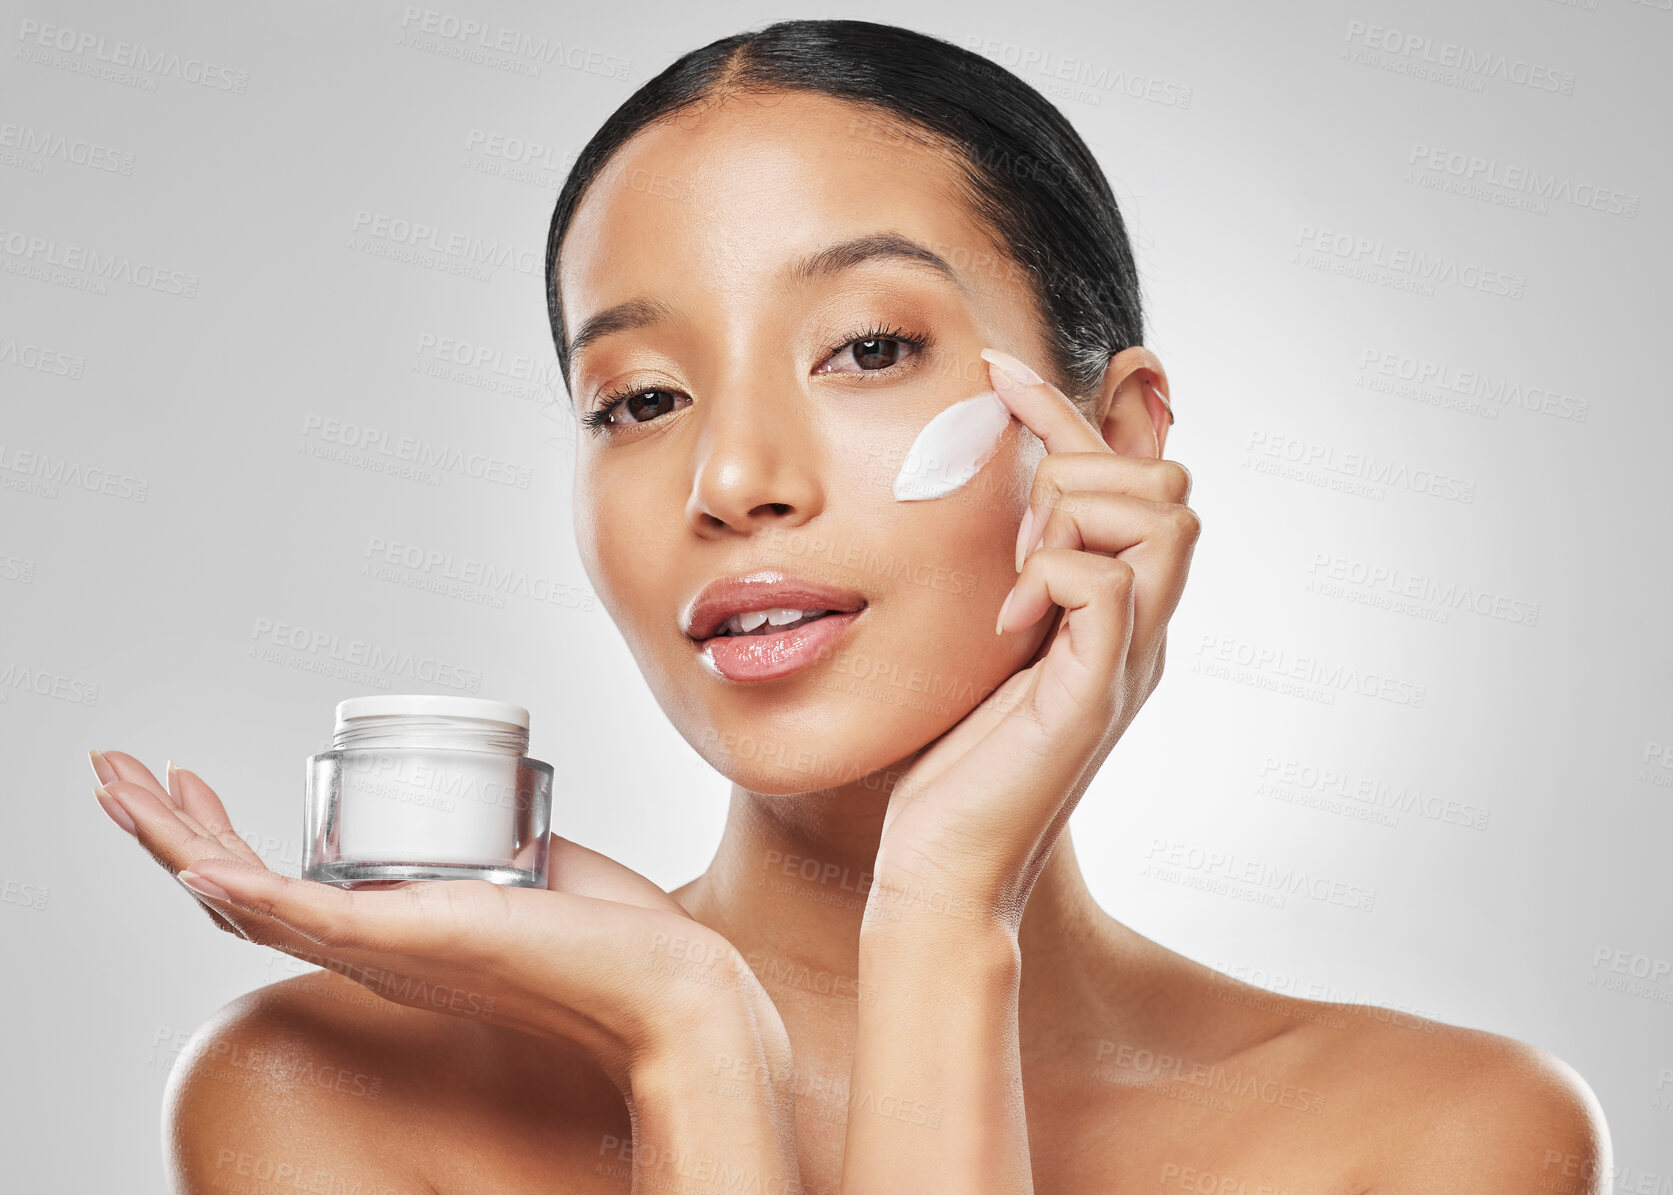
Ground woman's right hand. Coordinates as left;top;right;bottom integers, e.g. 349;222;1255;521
90;749;789;1094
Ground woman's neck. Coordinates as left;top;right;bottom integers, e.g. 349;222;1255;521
673;781;1165;1057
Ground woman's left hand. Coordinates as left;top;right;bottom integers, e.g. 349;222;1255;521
88;751;791;1091
870;348;1201;930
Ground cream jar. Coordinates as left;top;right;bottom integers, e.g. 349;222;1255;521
303;695;552;888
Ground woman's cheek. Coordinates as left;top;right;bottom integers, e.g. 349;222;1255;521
877;491;1019;671
873;411;1036;628
570;467;610;604
921;419;1039;561
571;462;660;640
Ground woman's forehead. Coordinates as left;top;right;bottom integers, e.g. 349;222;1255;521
558;91;993;302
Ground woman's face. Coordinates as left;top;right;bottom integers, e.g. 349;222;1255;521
558;89;1070;794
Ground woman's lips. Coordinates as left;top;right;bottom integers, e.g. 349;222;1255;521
682;571;868;642
697;608;864;682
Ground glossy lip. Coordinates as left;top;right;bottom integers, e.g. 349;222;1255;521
698;608;865;683
681;570;869;642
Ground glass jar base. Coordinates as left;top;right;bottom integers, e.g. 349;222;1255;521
305;860;544;888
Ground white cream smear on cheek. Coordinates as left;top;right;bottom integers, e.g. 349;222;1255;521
891;389;1014;501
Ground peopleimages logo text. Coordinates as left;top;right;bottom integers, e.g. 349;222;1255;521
1343;21;1576;94
14;19;250;92
1295;225;1525;299
0;228;199;297
351;210;540;275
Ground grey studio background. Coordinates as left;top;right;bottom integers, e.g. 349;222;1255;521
3;0;1669;1187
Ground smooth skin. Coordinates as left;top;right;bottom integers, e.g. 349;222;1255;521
97;88;1609;1194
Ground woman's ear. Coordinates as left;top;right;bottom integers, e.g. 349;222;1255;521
1092;346;1172;459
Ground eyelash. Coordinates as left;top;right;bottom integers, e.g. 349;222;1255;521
580;322;931;435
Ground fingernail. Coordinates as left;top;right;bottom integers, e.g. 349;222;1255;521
165;759;180;806
1014;506;1035;573
93;784;137;837
177;869;231;902
980;346;1043;388
995;585;1015;635
1025;531;1045;565
89;748;116;786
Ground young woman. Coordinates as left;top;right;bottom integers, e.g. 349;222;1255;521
93;19;1609;1195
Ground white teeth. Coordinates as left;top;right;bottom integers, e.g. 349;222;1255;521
719;608;831;636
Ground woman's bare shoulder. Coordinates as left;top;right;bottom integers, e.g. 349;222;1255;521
161;971;435;1193
162;969;631;1194
1177;963;1612;1192
1312;1004;1609;1191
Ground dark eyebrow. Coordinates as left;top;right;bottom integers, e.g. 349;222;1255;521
786;231;968;293
564;296;676;369
564;232;965;367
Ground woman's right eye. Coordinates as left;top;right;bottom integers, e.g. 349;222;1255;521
583;387;690;433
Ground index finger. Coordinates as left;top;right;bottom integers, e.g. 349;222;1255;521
979;346;1113;456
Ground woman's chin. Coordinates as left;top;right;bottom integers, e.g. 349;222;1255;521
696;734;897;797
688;703;963;798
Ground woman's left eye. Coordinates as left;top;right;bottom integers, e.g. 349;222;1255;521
818;329;925;374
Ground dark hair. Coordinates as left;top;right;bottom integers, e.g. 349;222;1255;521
544;18;1144;408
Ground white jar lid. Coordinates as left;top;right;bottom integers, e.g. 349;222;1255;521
334;694;529;730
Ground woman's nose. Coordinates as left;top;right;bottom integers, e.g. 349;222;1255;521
684;383;823;535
